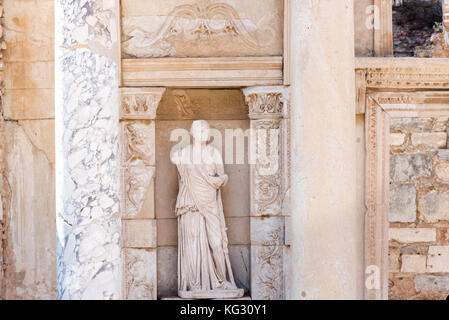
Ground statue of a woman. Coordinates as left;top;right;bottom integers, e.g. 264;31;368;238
171;120;244;299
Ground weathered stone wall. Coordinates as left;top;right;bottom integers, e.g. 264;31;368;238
389;117;449;300
0;0;56;299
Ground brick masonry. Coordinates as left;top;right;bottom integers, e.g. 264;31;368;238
389;117;449;300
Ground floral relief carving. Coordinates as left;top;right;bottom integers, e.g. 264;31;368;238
256;228;283;300
172;90;200;118
122;0;280;58
253;120;282;216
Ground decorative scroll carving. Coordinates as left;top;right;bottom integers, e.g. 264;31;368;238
120;88;166;120
124;249;157;300
122;0;276;58
253;120;282;216
253;228;283;300
172;90;200;118
122;122;155;167
365;97;390;300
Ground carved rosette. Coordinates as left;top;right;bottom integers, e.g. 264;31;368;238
243;86;288;300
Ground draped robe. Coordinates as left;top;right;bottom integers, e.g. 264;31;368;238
172;144;237;294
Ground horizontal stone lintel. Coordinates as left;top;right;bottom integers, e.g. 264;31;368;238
122;56;283;88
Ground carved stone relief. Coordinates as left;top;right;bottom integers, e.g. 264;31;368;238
121;0;283;58
242;86;288;300
121;88;166;120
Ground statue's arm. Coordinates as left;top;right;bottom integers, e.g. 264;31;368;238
209;148;228;188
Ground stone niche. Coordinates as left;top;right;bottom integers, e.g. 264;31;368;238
120;88;258;299
155;89;251;298
121;0;284;58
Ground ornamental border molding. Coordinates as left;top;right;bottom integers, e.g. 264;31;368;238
363;92;449;300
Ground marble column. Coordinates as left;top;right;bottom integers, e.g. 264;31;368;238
288;0;360;299
243;86;288;300
55;0;122;299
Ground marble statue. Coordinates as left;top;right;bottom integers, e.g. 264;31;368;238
171;120;244;299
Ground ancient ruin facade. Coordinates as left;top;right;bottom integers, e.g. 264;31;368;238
0;0;448;300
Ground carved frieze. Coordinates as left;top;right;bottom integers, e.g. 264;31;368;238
355;58;449;91
121;0;283;58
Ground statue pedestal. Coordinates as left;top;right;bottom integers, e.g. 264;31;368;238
178;289;245;300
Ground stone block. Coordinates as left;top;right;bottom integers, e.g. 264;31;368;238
226;217;250;245
157;246;178;298
419;191;449;223
427;246;449;273
401;255;426;273
435;163;449;182
390;118;433;132
390;154;432;182
124;248;157;300
123;219;157;248
415;275;449;292
229;245;250;295
389;184;417;223
389;251;400;272
411;132;447;148
389;228;436;243
250;216;284;245
157;218;177;247
391;133;406;146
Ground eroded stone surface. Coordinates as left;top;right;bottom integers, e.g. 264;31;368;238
390;154;432;182
390;184;417;223
427;246;449;273
390;228;437;243
418;191;449;223
415;275;449;292
411;132;447;149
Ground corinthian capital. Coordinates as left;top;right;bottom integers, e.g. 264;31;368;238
120;88;166;120
242;86;289;119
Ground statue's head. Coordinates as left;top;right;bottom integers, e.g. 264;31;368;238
190;120;210;143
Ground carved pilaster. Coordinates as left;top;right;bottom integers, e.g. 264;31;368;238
243;86;288;300
120;88;165;300
365;97;390;300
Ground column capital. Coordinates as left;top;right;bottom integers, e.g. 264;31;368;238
242;86;289;120
120;88;166;120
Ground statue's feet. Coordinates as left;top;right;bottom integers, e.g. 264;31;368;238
217;281;237;290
